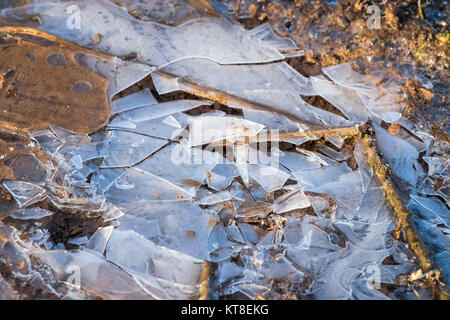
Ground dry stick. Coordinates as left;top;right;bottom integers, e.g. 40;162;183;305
199;261;211;300
208;127;359;147
359;127;448;300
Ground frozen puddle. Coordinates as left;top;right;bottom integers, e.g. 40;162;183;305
0;0;448;300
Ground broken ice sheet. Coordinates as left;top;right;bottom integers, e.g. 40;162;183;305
100;130;167;168
105;167;193;204
322;63;405;123
310;75;370;123
274;189;311;214
246;164;290;193
3;0;285;65
111;88;158;115
106;229;204;299
114;200;218;260
137;143;222;191
3;181;46;208
33;248;150;299
10;207;54;221
86;226;114;255
242;109;311;145
108;99;210;139
373;124;419;186
188;116;264;146
291;162;353;187
197;190;233;205
205;164;240;191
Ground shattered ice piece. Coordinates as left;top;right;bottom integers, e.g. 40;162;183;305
111;88;158;115
322;63;404;123
188;116;264;146
310;75;370;123
5;0;285;66
246;23;303;57
109;113;189;140
247;164;290;193
102;203;125;222
106;229;204;299
292;162;352;187
373;124;419;186
105;167;194;204
274;189;311;214
306;170;366;218
73;52;152;97
206;164;240;191
29;129;62;155
242;109;310;145
86;226;114;255
423;156;449;178
408;195;450;228
10;207;54;221
90;168;126;194
33;248;150;299
326;135;345;149
67;236;89;246
197;190;233;206
137;143;222;190
110;100;211;124
3;181;46;208
317;144;352;162
278;150;323;172
101;131;167;168
115;200;218;260
411;218;450;252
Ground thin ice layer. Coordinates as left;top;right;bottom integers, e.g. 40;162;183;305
33;248;150;299
3;0;285;65
322;63;405;123
106;229;205;299
105;167;193;204
101;131;167;168
373;124;419;186
111;88;158;115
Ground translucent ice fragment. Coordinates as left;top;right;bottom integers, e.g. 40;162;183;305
101;131;167;168
114;201;218;260
160;59;351;126
323;63;405;123
86;226;114;255
408;195;450;228
73;52;152;97
310;75;370;123
111;88;158;115
205;164;239;191
137;143;221;190
188;116;264;146
197;190;232;205
292;162;352;187
247;164;290;193
105;167;193;204
373;124;419;186
10;207;54;220
242;109;310;144
33;249;149;299
274;189;311;213
246;23;302;54
110;100;210;124
4;0;285;65
106;229;204;299
3;181;46;208
278;150;323;172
